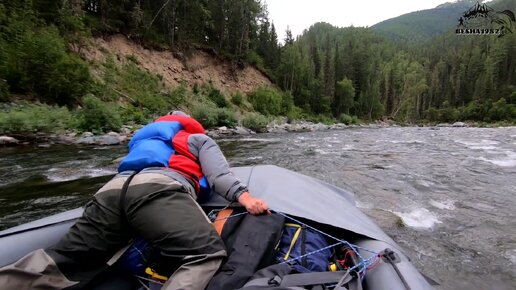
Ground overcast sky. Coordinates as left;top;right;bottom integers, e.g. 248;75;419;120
265;0;451;40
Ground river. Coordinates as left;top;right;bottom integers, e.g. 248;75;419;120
1;127;515;290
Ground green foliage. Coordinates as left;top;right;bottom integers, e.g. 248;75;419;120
371;1;473;44
0;103;73;134
206;86;228;108
510;105;516;120
192;83;200;95
191;105;237;129
120;104;150;125
168;82;189;106
57;4;90;44
245;50;265;69
2;0;515;127
425;108;439;122
215;108;238;127
231;92;244;107
338;114;359;125
309;114;337;125
488;98;511;121
286;106;309;122
97;60;179;117
509;91;516;105
438;101;460;122
248;86;284;115
77;95;122;133
0;79;8;102
1;13;91;105
126;54;140;65
334;79;355;116
191;104;218;128
82;14;103;33
461;101;485;121
241;113;269;131
47;55;91;104
280;91;295;115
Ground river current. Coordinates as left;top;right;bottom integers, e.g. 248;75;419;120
1;127;515;289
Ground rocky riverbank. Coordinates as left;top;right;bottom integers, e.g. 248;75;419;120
0;120;386;147
0;120;489;147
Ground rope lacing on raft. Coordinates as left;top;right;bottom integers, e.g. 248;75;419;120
210;208;383;278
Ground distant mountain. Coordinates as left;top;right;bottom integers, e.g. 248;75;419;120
371;0;514;43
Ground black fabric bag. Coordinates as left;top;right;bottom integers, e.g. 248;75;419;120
238;263;362;290
206;212;285;290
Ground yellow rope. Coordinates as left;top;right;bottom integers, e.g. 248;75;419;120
283;223;302;260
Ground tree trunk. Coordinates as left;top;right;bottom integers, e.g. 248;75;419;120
169;0;176;46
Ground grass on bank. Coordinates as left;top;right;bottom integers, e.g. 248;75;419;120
0;54;366;137
0;102;74;134
2;47;346;136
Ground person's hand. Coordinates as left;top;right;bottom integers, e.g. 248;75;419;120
237;191;270;215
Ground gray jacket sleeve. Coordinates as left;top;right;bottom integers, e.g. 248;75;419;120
188;134;248;202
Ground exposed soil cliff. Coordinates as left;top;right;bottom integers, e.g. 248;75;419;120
83;35;273;95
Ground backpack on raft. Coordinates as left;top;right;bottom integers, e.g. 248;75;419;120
275;223;333;272
238;222;363;290
206;208;286;290
117;210;363;290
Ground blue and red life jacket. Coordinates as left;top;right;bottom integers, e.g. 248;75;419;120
118;115;210;199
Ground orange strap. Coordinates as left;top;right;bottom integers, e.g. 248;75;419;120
213;208;234;235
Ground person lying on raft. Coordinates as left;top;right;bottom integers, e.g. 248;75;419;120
0;110;269;290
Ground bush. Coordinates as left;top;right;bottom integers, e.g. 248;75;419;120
461;101;487;121
191;104;218;128
167;82;189;106
286;106;308;122
126;54;140;64
245;50;265;68
77;95;122;133
425;107;439;122
46;55;91;104
509;91;516;104
4;25;91;105
207;86;228;108
438;101;460;122
0;103;73;134
488;98;510;121
510;105;516;120
95;60;180;117
248;86;283;115
231;92;244;107
193;83;200;95
309;114;336;125
0;79;8;102
216;108;238;127
280;91;295;115
241;113;269;131
191;105;237;129
120;104;150;125
338;114;355;125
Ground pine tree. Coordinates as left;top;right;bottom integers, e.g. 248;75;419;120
323;34;335;103
334;78;355;115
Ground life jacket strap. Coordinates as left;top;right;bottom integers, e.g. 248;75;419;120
119;171;139;230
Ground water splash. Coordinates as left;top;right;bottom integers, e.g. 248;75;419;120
478;151;516;167
392;208;442;229
45;167;117;182
430;199;456;210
